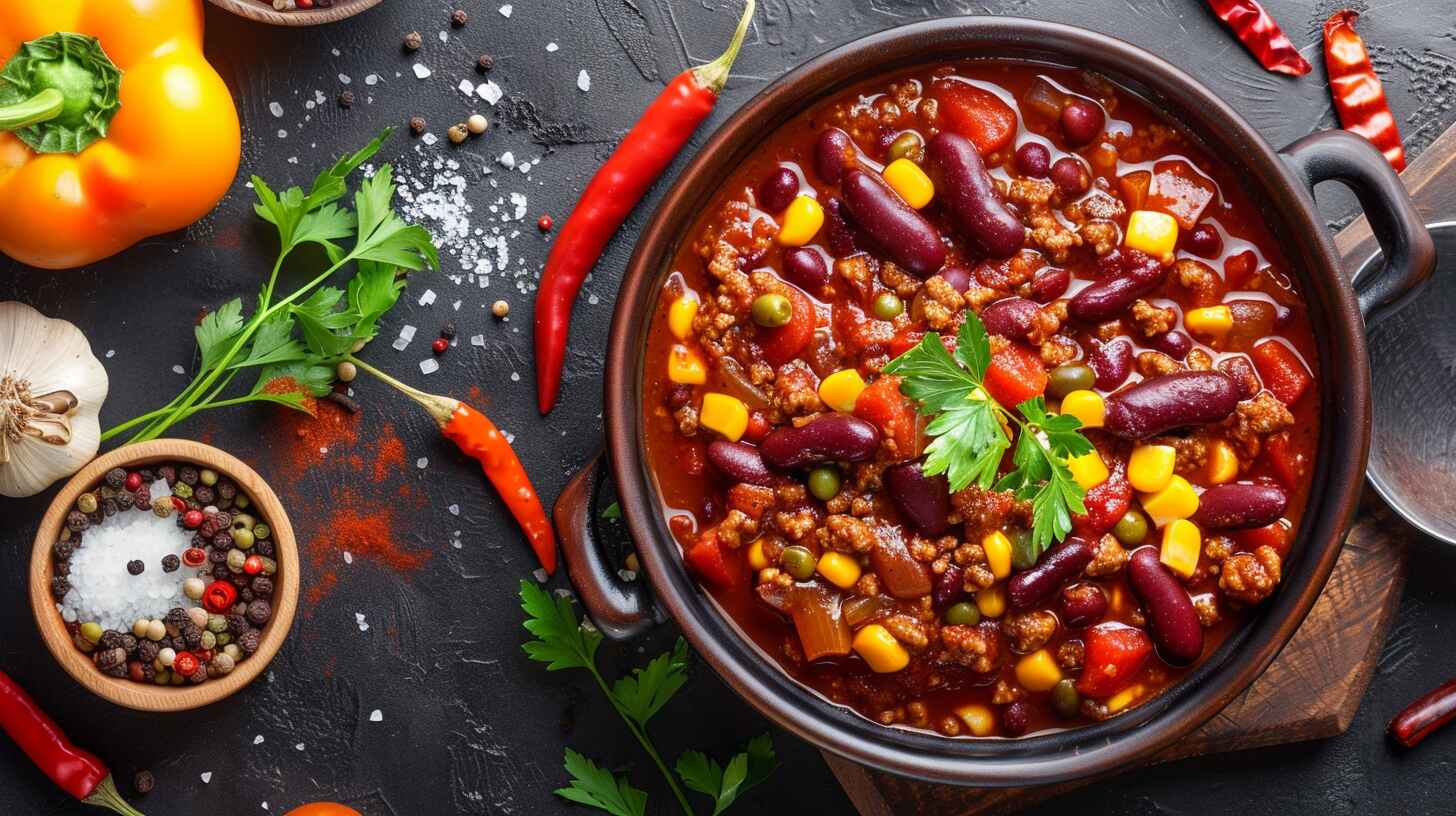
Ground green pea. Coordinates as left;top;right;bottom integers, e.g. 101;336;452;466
887;131;924;163
808;467;841;501
1010;528;1039;571
780;545;817;581
1113;508;1149;547
80;621;102;644
872;291;904;320
944;601;980;626
1051;678;1081;719
751;293;793;328
1046;363;1096;400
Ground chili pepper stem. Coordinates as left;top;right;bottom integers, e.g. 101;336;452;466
690;0;756;94
0;88;63;131
346;355;458;427
83;775;145;816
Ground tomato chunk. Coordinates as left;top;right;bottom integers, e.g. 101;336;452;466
1077;622;1153;698
983;342;1048;407
854;375;919;460
930;79;1017;155
760;285;816;366
1238;519;1291;558
685;530;742;588
1146;159;1217;230
1262;432;1306;490
1250;340;1312;405
1072;462;1131;537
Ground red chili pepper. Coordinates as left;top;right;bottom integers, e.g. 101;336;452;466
123;472;141;492
533;0;756;414
171;652;199;678
349;358;558;573
202;580;238;613
1204;0;1312;76
182;547;207;568
243;554;264;575
169;496;186;512
183;509;204;529
0;671;145;815
1323;10;1406;171
1390;678;1456;748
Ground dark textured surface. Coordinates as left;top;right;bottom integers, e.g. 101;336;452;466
0;1;1453;814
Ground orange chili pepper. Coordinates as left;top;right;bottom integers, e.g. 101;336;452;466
1323;9;1405;171
350;358;557;573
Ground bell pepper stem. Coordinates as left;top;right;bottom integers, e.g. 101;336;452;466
0;88;64;132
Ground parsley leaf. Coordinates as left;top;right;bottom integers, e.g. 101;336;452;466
601;501;623;520
881;332;979;413
612;638;690;726
520;580;601;672
195;298;246;370
953;310;991;379
676;735;777;815
921;399;1007;491
556;749;648;816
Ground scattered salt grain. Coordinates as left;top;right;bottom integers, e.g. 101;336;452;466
452;300;462;311
577;70;591;92
355;612;369;632
268;101;284;118
253;735;265;745
416;457;429;469
369;709;384;722
438;30;449;43
106;349;115;358
457;79;475;96
510;372;520;382
295;743;306;751
412;63;432;80
470;334;485;346
364;73;380;86
201;772;213;784
498;151;515;169
343;551;354;564
172;365;185;375
338;73;352;85
418;288;437;306
499;4;513;17
533;568;549;583
393;325;416;351
448;504;460;516
546;42;559;52
421;132;439;146
476;81;502;105
277;129;287;139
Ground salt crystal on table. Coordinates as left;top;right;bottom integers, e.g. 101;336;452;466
269;101;284;118
369;709;383;722
106;349;114;358
412;63;432;80
201;772;213;784
418;288;437;306
510;372;520;382
499;4;513;17
457;79;474;96
547;42;558;52
452;300;462;311
577;70;591;92
355;612;369;632
338;73;351;85
422;133;438;146
295;743;305;751
438;30;449;43
254;735;265;745
498;151;515;169
448;504;460;516
365;74;380;86
533;568;549;583
416;457;429;469
172;365;185;375
476;81;502;105
470;334;485;347
343;551;354;564
277;129;287;139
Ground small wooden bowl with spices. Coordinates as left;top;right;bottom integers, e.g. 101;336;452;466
207;0;382;26
29;439;299;712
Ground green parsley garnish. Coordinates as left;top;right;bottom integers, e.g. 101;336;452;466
520;580;776;816
882;312;1094;558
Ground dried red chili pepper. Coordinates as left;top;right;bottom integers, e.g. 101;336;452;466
202;580;238;613
534;0;756;414
1204;0;1312;76
1323;9;1406;171
0;671;145;815
1389;677;1456;748
348;357;558;573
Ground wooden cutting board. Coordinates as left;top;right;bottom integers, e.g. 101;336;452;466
825;122;1456;815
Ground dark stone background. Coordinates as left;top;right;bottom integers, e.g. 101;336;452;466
2;1;1454;813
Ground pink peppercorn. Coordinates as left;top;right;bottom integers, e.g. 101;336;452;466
124;472;142;492
538;214;554;231
432;337;448;354
183;509;205;529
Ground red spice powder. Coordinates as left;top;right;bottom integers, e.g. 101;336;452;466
303;488;432;608
373;433;406;482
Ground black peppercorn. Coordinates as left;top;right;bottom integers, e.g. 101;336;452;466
403;30;422;51
477;54;494;72
182;625;203;650
157;465;177;485
217;481;236;500
226;613;249;636
127;559;145;576
115;490;134;511
239;629;261;655
133;770;155;796
50;576;70;600
240;588;255;603
212;531;234;550
246;599;272;626
450;9;468;26
101;498;118;517
99;629;125;650
338;90;354;109
212;511;232;529
105;468;127;489
193;486;215;505
179;466;199;486
53;540;75;561
162;554;180;573
137;640;160;663
251;576;274;597
95;647;126;671
409;115;426;135
166;608;188;626
256;540;275;558
188;666;208;684
65;510;89;533
212;564;232;580
53;560;70;578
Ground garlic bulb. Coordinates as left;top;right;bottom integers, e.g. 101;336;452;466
0;302;108;498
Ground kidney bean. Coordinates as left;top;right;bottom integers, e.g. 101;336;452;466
1148;330;1192;360
1003;701;1032;737
1060;98;1105;147
840;169;947;277
1059;583;1108;628
1103;370;1239;439
814;127;855;184
1029;266;1070;302
823;197;861;258
932;563;966;611
782;247;831;289
1089;339;1132;390
1050;156;1090;196
758;167;799;213
885;460;951;536
924;132;1025;259
871;531;934;599
1068;249;1166;323
980;296;1041;342
760;414;880;469
1191;483;1289;530
706;441;778;487
1008;536;1095;610
1182;223;1222;258
1015;142;1051;177
1127;547;1203;666
1218;354;1261;399
937;264;974;294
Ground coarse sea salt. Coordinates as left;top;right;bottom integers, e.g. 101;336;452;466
476;81;503;105
412;63;432;79
60;498;196;632
419;358;440;375
577;70;591;92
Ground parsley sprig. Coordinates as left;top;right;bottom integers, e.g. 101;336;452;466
883;312;1093;558
102;129;439;444
520;581;775;816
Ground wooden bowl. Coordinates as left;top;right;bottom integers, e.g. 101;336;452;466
29;439;299;712
207;0;382;26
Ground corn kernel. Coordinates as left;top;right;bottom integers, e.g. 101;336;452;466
954;703;996;737
1184;305;1233;339
975;584;1006;619
1141;474;1200;526
1107;683;1145;713
1060;389;1104;429
699;392;749;442
1067;450;1110;490
818;369;867;413
747;539;769;571
667;344;707;385
853;624;910;673
1160;518;1202;578
882;158;935;209
982;531;1012;580
1127;444;1177;493
1124;209;1179;262
817;551;862;589
1205;439;1239;485
668;294;699;340
777;195;824;246
1014;649;1064;692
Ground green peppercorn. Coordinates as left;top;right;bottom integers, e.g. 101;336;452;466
252;523;271;541
232;527;256;551
232;514;256;531
886;131;924;163
1046;363;1097;400
226;548;247;573
944;601;980;626
1051;678;1081;719
872;291;904;320
172;482;193;500
807;467;841;501
216;632;232;648
200;630;216;651
259;556;278;576
750;293;793;328
1113;509;1149;547
1010;528;1039;571
233;494;250;510
207;614;227;634
76;493;98;514
780;545;816;581
152;669;171;686
199;469;218;487
80;621;102;644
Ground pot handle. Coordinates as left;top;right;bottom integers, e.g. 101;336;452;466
554;451;659;640
1279;130;1436;325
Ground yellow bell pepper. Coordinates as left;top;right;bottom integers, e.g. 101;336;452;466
818;368;867;413
954;703;996;737
777;195;824;246
1067;449;1110;490
1015;649;1063;692
0;0;240;269
1060;389;1105;429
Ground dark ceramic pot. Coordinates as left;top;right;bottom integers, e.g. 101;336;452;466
556;18;1435;786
